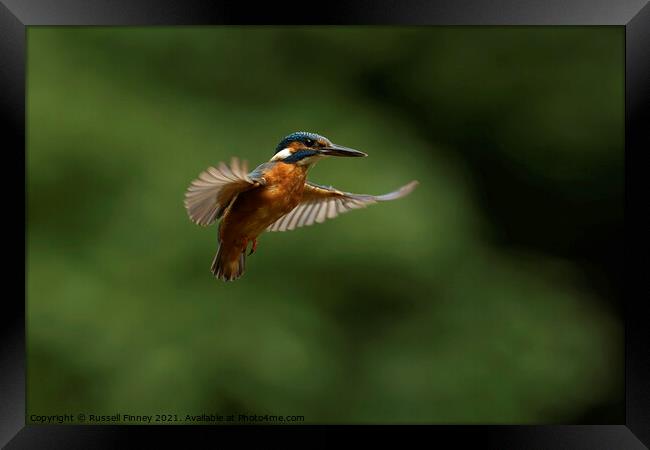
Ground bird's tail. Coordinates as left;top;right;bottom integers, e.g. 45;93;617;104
211;242;246;282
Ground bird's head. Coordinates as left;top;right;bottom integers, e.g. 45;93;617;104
271;131;367;165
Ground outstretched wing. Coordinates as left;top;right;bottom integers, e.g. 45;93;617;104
184;157;263;226
267;180;418;232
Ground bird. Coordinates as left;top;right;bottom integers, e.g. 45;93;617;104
184;131;418;281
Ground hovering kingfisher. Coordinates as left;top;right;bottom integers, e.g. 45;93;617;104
184;131;418;281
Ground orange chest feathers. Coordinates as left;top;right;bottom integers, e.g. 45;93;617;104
259;162;308;207
220;162;308;239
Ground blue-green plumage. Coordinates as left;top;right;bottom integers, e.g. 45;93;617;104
274;131;326;154
282;149;319;163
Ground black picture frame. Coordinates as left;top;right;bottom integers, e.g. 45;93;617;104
1;0;647;447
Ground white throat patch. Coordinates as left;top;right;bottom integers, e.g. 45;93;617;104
271;147;293;162
297;155;320;166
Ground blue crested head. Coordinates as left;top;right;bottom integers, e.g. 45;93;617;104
270;131;368;164
274;131;330;155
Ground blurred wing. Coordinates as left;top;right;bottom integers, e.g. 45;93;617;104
267;180;418;232
184;157;263;226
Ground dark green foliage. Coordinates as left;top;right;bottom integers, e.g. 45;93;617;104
27;27;623;424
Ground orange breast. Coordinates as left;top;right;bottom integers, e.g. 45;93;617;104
218;162;307;246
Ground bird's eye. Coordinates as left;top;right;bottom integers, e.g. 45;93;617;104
304;139;315;147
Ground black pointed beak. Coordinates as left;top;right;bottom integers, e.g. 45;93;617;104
319;143;367;157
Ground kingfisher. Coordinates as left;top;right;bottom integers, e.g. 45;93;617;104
184;131;418;281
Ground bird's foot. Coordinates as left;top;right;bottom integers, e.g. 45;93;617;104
248;238;258;256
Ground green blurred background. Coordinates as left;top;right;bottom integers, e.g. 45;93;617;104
27;26;624;424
